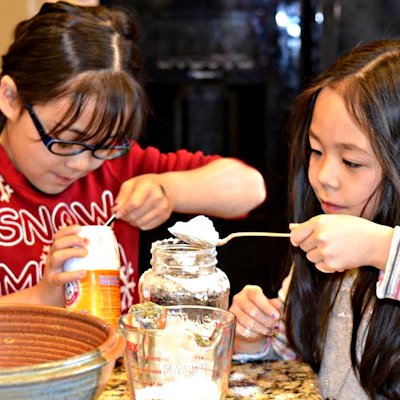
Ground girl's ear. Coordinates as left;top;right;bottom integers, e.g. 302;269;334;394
0;75;22;121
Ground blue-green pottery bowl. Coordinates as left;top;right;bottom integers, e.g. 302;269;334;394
0;304;125;399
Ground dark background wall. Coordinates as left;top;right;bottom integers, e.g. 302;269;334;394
101;0;400;300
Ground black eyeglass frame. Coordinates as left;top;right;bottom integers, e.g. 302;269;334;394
24;101;130;160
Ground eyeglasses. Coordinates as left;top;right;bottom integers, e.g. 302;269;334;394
24;101;130;160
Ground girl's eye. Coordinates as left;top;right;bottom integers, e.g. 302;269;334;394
57;142;75;149
309;148;322;156
343;159;362;169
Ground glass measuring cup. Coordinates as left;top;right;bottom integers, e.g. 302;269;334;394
119;305;236;400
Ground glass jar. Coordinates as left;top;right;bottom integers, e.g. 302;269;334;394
139;238;230;310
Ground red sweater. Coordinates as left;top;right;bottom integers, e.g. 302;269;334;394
0;143;219;312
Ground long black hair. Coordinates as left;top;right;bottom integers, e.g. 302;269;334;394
285;39;400;399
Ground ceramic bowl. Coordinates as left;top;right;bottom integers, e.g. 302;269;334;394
0;304;125;399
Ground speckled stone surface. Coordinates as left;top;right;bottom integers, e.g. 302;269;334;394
99;359;322;399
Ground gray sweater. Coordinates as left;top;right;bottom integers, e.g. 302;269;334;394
320;270;369;400
234;270;370;399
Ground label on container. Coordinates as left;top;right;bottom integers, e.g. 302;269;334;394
65;269;121;328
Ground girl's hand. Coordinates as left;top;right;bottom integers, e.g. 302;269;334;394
289;214;394;273
38;225;88;306
113;174;173;230
229;285;281;353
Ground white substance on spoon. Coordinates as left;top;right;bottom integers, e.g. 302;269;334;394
168;215;220;246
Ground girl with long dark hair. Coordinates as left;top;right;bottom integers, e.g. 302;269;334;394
230;39;400;399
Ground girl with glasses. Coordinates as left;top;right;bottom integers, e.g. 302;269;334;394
230;39;400;399
0;1;266;312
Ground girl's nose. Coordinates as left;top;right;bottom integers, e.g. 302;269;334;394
64;151;101;172
317;156;340;189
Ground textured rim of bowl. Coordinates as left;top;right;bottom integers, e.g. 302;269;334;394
0;304;125;386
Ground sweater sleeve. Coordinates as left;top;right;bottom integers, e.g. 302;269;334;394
103;143;222;184
129;143;221;174
376;225;400;301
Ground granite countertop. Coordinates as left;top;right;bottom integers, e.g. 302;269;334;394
99;359;322;399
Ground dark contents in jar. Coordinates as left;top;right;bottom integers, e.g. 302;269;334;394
148;288;229;309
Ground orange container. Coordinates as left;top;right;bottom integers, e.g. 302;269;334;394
63;226;121;327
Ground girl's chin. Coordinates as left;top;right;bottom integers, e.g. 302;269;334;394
28;179;71;195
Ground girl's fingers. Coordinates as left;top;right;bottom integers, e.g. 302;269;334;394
53;224;82;240
52;270;87;285
118;189;171;229
236;297;278;329
235;321;271;341
230;286;281;340
51;235;88;254
289;220;314;247
48;247;88;270
235;312;278;339
243;286;281;320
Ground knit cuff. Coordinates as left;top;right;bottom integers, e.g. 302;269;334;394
376;226;400;300
232;336;273;363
